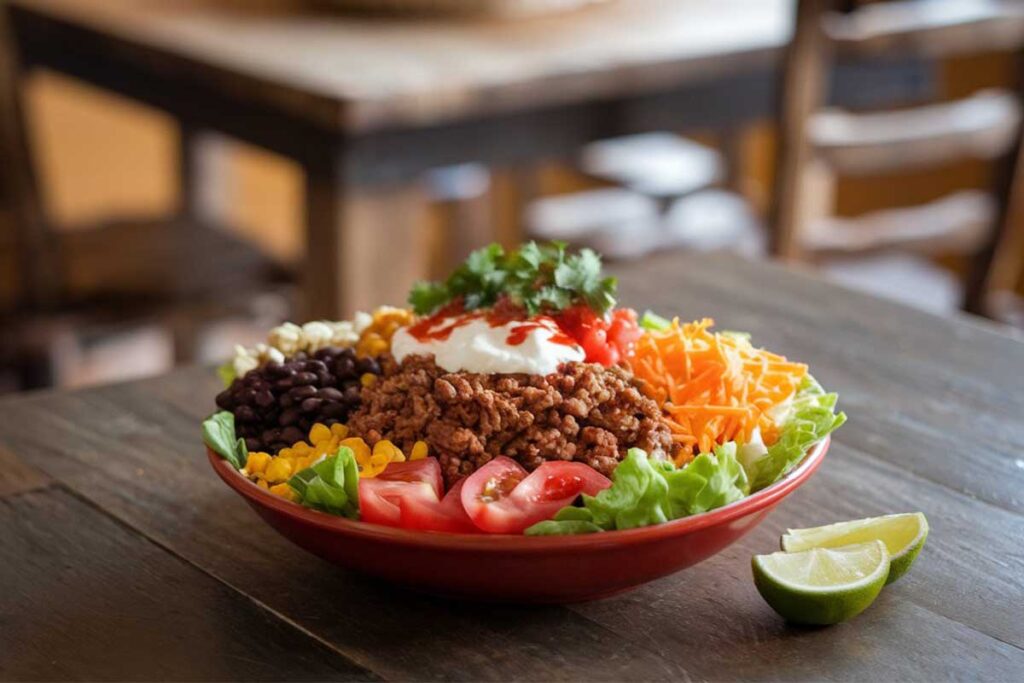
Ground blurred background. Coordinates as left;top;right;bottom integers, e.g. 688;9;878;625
2;0;1024;393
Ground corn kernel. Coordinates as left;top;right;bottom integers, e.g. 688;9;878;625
410;441;428;461
373;439;401;461
245;452;272;475
264;457;294;483
277;447;294;459
340;437;371;464
330;423;349;439
360;373;377;388
269;482;297;501
309;423;332;445
292;442;311;456
256;479;270;489
369;452;390;468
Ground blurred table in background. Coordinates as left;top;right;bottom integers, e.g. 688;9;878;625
7;0;932;318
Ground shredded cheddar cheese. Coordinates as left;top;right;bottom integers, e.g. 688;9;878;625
628;318;808;463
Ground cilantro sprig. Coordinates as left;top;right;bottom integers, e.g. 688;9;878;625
408;241;617;316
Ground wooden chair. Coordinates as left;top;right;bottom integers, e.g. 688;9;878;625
770;0;1024;320
527;132;760;260
0;12;293;390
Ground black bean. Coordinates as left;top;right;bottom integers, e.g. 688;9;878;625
318;387;344;402
334;356;356;376
321;402;347;419
245;437;263;452
235;405;257;423
343;385;362;403
254;390;275;407
280;426;305;445
356;357;381;375
300;397;323;413
261;428;281;444
215;390;234;410
288;385;317;400
306;360;328;375
264;361;288;378
274;376;294;390
292;371;317;386
278;408;301;427
279;393;294;408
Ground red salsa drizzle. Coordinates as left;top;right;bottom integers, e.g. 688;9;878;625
408;298;578;348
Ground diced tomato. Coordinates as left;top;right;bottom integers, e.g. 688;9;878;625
555;305;640;366
460;457;612;534
399;479;480;533
358;457;445;527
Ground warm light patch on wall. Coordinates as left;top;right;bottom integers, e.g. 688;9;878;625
23;71;176;228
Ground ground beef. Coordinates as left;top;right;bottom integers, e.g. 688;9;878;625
347;354;673;485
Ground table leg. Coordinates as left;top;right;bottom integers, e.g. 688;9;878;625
303;162;430;320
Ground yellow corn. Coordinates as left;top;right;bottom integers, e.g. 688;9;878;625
373;439;404;463
256;479;270;489
309;423;332;445
330;423;349;439
360;373;377;388
292;441;311;456
410;441;428;461
245;452;272;475
277;447;294;460
340;437;371;465
264;457;294;483
269;482;297;501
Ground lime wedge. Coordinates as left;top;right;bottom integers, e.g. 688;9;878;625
781;512;928;584
752;541;889;625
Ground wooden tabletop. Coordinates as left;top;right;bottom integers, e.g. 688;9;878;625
9;0;791;132
2;252;1023;681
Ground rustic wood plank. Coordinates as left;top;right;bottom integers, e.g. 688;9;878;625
0;378;685;681
1;252;1022;679
9;0;793;133
0;486;377;681
0;444;48;497
571;439;1024;679
613;252;1024;515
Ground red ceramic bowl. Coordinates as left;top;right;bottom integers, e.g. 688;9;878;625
209;437;829;603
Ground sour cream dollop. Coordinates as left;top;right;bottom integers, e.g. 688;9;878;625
391;316;584;374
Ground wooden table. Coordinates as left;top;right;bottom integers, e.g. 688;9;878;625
6;0;932;318
2;252;1022;681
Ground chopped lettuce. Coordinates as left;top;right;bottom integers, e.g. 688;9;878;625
287;446;360;519
525;446;750;536
217;361;237;388
639;310;672;331
745;376;846;491
201;410;247;470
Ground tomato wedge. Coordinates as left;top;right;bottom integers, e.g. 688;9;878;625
460;457;612;534
358;458;444;527
399;479;479;533
376;459;443;498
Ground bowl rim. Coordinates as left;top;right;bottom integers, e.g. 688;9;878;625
208;436;828;552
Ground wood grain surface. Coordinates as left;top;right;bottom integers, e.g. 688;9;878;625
8;0;791;132
1;251;1022;680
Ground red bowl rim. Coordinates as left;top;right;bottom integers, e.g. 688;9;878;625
208;436;829;552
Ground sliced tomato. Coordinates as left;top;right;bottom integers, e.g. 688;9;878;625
359;457;444;527
461;457;612;534
399;479;480;533
376;458;443;498
359;479;437;527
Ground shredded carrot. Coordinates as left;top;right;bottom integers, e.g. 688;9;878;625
627;318;808;464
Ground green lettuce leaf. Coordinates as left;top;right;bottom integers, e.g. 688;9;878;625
525;446;751;536
663;442;749;517
639;310;672;331
746;376;846;491
202;411;246;470
287;446;360;519
217;361;237;388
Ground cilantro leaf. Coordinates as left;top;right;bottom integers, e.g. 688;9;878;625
407;241;618;315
